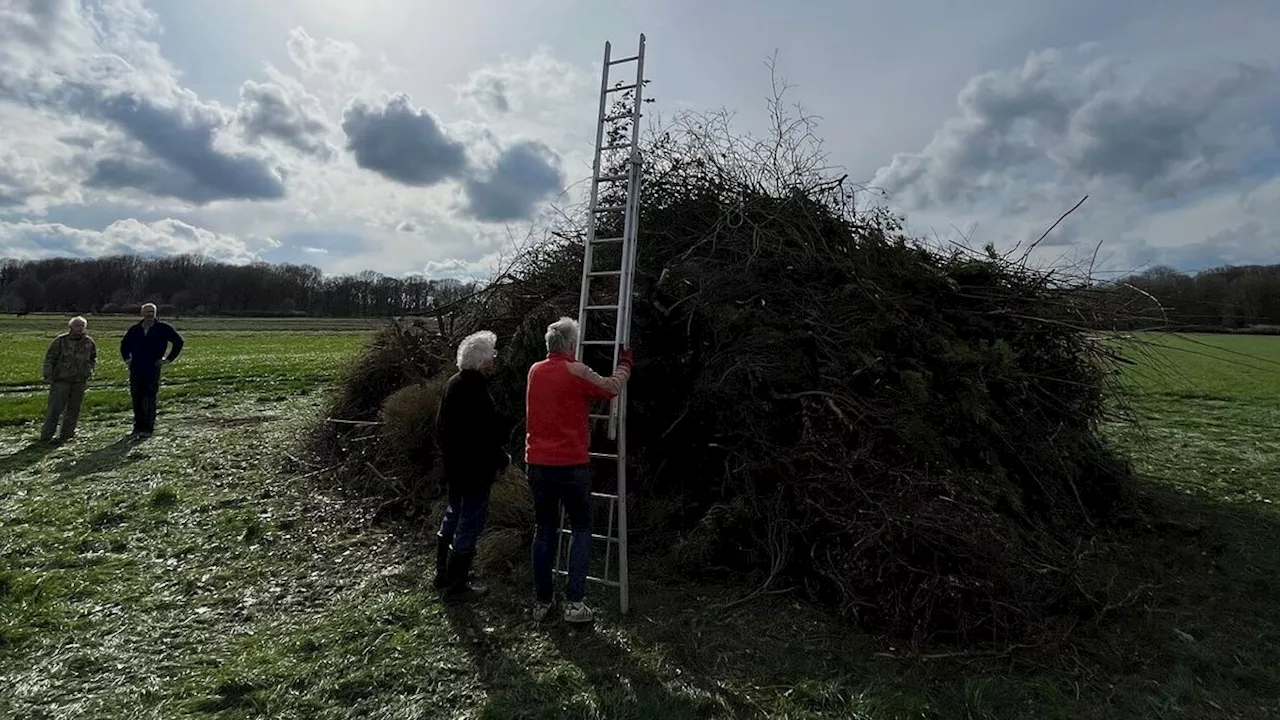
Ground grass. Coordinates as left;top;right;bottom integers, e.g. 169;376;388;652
0;315;382;426
1;324;1279;718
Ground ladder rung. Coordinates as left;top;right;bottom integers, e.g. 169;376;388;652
595;173;628;182
585;304;619;311
593;237;624;244
581;340;617;346
601;143;630;151
603;112;635;122
606;83;638;94
552;569;621;588
587;270;622;277
608;55;640;65
594;204;626;213
559;529;620;543
588;413;612;421
591;492;618;500
589;451;619;460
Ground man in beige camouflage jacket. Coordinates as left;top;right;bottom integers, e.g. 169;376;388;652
41;315;98;442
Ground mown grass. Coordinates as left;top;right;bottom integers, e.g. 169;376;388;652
1;324;1278;718
0;315;381;426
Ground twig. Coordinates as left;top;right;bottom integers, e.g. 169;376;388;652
296;464;340;480
1025;195;1088;258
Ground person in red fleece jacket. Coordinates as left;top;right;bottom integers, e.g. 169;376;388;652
525;316;633;624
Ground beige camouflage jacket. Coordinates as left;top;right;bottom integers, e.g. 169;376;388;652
43;333;98;384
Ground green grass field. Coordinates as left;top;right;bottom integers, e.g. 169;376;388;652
1;323;1278;719
0;315;383;426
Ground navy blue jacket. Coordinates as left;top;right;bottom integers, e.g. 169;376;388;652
120;321;184;374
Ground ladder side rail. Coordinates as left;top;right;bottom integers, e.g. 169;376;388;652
606;35;646;440
615;34;645;615
615;157;643;614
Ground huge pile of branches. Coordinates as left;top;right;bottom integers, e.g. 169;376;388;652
315;84;1142;644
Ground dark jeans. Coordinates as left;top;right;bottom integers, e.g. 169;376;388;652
129;370;160;433
528;464;592;603
437;486;490;555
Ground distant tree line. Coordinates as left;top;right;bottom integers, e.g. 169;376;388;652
5;254;1279;329
0;255;480;317
1100;264;1280;332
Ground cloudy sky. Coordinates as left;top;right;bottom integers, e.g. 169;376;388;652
1;0;1277;280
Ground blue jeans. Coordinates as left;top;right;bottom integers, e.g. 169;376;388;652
529;464;592;603
437;488;489;554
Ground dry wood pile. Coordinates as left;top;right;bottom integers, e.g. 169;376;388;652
314;91;1141;644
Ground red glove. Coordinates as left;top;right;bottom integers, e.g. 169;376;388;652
619;348;634;368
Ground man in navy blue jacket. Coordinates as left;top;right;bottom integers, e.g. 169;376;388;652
120;303;184;438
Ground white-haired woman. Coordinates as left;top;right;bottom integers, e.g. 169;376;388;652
433;329;512;603
524;316;633;624
41;315;97;442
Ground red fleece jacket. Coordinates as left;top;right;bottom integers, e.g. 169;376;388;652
525;350;633;466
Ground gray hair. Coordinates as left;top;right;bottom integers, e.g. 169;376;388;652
68;315;87;328
545;316;579;354
141;302;157;313
456;330;498;371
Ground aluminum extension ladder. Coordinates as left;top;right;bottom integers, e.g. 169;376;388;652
553;33;647;615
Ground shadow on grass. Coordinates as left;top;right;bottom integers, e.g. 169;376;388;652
442;596;733;720
54;437;142;480
548;621;759;719
433;479;1280;720
0;441;57;475
1056;482;1280;719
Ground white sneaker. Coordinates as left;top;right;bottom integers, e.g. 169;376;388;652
532;601;554;623
563;600;594;624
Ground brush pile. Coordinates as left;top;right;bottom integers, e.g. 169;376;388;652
314;90;1140;644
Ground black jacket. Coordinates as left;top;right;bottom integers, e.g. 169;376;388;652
436;369;510;495
120;321;184;373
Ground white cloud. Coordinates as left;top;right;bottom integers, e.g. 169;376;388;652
869;44;1280;276
0;217;275;264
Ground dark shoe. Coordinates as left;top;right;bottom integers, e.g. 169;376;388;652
441;551;487;605
432;537;450;590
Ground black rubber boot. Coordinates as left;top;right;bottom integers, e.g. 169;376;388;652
433;536;450;590
441;550;487;605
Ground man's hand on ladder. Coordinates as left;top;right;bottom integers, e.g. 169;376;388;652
619;347;634;367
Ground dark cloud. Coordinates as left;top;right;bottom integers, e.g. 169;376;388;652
0;169;36;209
1062;63;1275;197
75;90;286;204
341;94;469;186
236;80;335;160
0;0;71;50
462;140;564;222
875;49;1279;208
